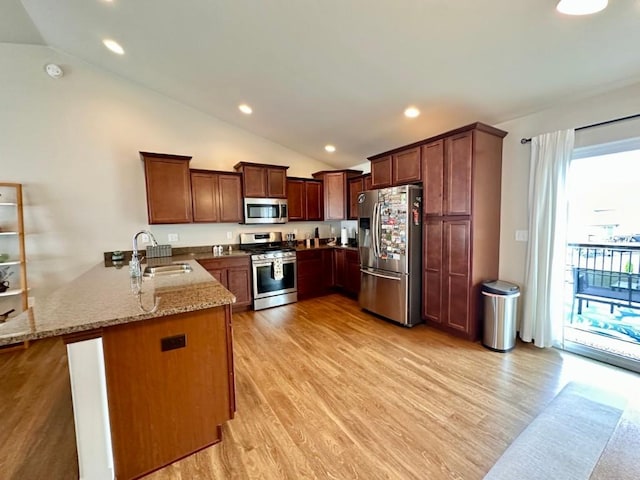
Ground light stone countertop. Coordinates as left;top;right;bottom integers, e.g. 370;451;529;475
0;259;235;347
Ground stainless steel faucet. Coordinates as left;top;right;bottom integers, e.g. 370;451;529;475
130;230;158;277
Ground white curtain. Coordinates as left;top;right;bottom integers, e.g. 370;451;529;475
520;129;575;348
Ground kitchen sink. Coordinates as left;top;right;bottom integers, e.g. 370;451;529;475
143;263;192;277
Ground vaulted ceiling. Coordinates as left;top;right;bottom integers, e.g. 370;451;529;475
4;0;640;168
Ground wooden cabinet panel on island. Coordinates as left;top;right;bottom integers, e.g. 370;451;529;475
199;256;252;310
141;151;193;224
191;170;243;223
421;123;507;341
287;178;323;221
312;169;362;220
369;147;421;189
234;162;289;198
102;306;234;480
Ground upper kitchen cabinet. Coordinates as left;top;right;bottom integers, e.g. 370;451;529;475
233;162;289;198
287;178;323;222
312;170;362;221
368;147;421;189
191;170;243;223
141;152;193;224
423;124;506;217
347;174;371;220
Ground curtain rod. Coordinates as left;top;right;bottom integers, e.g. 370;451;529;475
519;112;640;144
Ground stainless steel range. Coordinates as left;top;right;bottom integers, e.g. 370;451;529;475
240;232;297;310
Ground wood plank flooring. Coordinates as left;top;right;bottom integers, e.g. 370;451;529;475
2;293;640;479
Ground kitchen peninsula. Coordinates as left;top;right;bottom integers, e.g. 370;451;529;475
0;259;236;480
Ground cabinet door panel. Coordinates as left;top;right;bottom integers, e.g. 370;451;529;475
267;168;287;198
334;249;346;287
423;140;444;216
348;177;364;220
370;156;392;189
324;173;347;220
143;156;193;224
305;181;323;221
423;220;442;323
218;174;243;223
227;266;252;306
364;174;372;191
443;220;470;332
191;172;218;223
243;165;267;197
392;147;421;185
446;132;473;216
287;179;305;221
206;268;226;287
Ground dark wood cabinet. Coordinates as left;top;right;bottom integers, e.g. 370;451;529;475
312;170;362;220
393;147;422;186
287;178;323;221
333;248;360;297
297;248;333;299
191;170;243;223
348;174;371;220
370;156;392;189
234;162;288;198
141;152;193;224
369;147;421;189
421;123;507;340
199;257;252;310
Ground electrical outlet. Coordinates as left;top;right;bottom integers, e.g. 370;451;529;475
28;296;35;308
141;233;149;243
515;230;528;242
168;233;179;242
226;231;233;240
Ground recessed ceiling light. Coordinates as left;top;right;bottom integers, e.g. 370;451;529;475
556;0;608;15
238;104;253;114
324;145;336;153
103;39;125;55
404;106;420;118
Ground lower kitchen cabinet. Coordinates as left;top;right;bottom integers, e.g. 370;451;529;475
296;248;333;299
334;248;360;297
198;256;252;310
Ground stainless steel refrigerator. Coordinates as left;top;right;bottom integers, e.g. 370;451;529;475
358;185;422;326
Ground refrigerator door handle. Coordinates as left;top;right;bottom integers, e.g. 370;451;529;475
361;269;401;281
373;201;380;258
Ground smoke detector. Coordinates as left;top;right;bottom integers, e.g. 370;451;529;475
44;63;64;79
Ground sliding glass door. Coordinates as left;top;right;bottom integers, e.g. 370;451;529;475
562;147;640;372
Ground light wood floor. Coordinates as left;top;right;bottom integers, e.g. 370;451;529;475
2;293;640;479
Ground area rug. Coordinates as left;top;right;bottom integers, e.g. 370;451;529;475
484;382;626;480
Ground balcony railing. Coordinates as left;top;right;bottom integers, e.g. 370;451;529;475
565;242;640;347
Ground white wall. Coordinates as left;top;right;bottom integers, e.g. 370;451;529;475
496;81;640;287
0;44;337;297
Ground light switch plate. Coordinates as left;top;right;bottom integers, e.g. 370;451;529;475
168;233;179;242
140;233;149;243
515;230;528;242
226;231;233;240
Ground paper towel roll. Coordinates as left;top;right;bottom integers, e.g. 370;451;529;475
341;228;348;246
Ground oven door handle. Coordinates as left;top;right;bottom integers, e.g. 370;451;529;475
252;259;296;267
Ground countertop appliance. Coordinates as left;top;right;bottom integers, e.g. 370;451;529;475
358;185;422;326
239;232;297;310
243;198;288;224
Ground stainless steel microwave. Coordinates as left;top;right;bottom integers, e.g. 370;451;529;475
243;198;288;224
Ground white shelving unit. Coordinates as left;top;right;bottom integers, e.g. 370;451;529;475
0;183;28;348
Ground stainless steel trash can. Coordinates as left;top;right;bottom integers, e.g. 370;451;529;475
482;280;520;352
